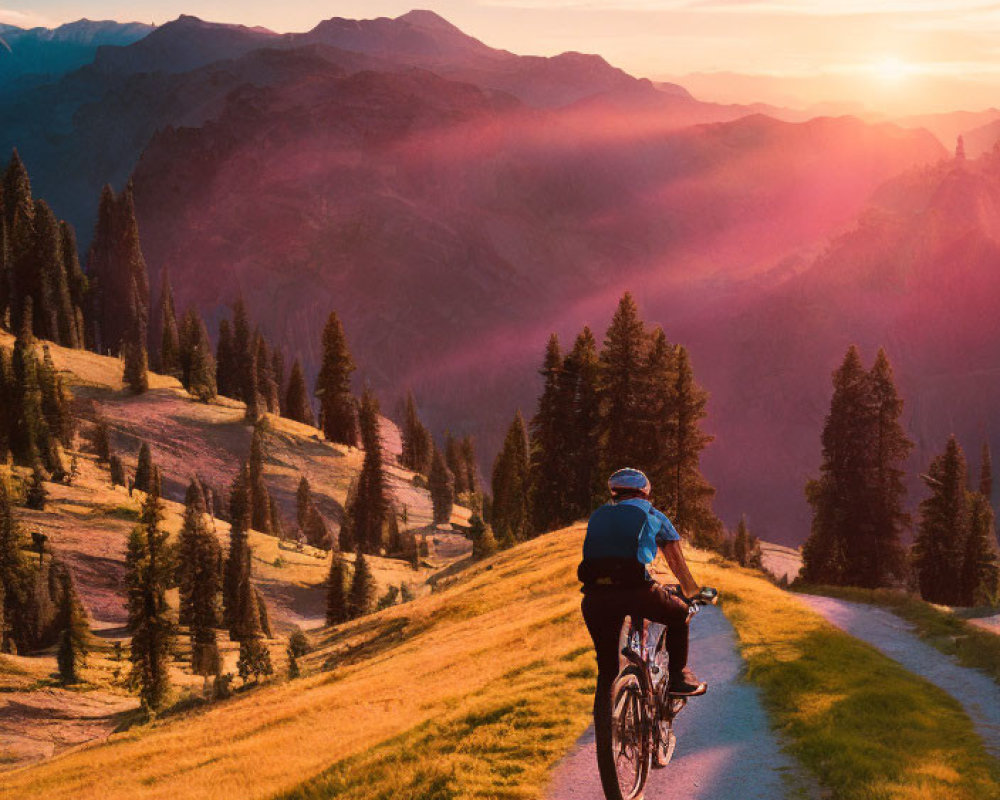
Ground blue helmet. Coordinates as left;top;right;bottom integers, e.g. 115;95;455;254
608;468;651;496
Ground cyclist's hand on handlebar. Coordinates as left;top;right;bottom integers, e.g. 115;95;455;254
692;587;718;606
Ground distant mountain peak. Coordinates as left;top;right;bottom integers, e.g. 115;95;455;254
396;9;464;33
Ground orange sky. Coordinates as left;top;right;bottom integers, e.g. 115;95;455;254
6;1;1000;114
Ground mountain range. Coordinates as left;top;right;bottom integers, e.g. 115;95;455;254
6;10;1000;543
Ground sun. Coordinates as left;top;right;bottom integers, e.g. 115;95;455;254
873;56;911;84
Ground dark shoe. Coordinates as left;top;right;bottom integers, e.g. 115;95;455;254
667;668;707;696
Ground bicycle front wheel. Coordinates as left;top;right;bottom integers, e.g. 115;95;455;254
597;666;650;800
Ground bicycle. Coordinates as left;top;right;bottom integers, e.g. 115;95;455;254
595;585;718;800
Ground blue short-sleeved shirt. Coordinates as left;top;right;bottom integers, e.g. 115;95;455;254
583;497;681;566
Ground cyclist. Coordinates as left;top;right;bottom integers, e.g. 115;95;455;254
579;468;713;719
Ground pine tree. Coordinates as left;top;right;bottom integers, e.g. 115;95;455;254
255;335;280;414
0;475;28;653
231;297;252;402
242;340;262;423
326;551;349;625
349;387;389;552
347;549;376;619
248;420;272;535
866;348;912;586
459;436;479;496
284;359;314;426
216;318;236;399
980;442;993;501
564;327;602;519
491;412;530;543
315;312;357;446
599;293;647;475
803;347;911;588
134;442;153;495
296;476;312;535
5;152;36;340
56;566;88;684
400;390;431;474
428;446;454;526
469;512;497;560
803;347;871;586
271;349;286;417
180;310;216;401
529;334;569;533
962;491;1000;606
913;437;968;605
122;289;149;394
109;454;125;487
59;221;86;349
667;346;720;544
154;271;180;377
91;417;111;463
223;464;251;633
86;183;149;356
126;486;174;712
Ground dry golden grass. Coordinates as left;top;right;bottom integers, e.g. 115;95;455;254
0;525;594;800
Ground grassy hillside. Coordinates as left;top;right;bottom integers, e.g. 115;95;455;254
5;524;998;799
0;332;472;770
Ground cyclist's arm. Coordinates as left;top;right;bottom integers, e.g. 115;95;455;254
660;540;700;600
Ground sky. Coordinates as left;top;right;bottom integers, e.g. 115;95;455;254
4;1;1000;114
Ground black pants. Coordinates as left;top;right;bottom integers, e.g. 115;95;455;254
582;583;690;796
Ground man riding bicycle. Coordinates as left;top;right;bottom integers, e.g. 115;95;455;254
579;468;715;711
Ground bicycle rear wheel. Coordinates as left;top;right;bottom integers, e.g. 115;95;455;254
596;666;650;800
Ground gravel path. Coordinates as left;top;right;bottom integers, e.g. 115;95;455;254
546;606;802;800
797;594;1000;760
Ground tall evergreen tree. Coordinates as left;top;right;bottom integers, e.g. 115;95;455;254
296;476;312;536
215;318;236;399
428;446;454;525
666;346;719;542
803;347;911;587
400;390;432;474
86;183;149;356
179;309;216;401
248;421;272;535
242;338;262;423
0;475;28;653
347;387;389;552
122;287;149;394
59;221;87;348
913;437;969;605
529;334;570;533
491;411;530;543
326;551;349;625
315;312;357;446
231;297;253;402
285;359;315;426
599;293;647;475
459;436;479;496
564;327;602;519
866;348;912;585
347;549;376;619
271;349;286;417
154;272;180;377
255;335;280;414
125;486;174;712
223;464;252;636
56;566;88;684
980;442;993;501
962;491;1000;606
134;442;153;495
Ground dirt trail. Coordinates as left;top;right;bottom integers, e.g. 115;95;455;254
797;594;1000;760
546;606;803;800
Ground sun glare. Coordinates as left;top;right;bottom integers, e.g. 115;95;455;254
873;56;911;84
